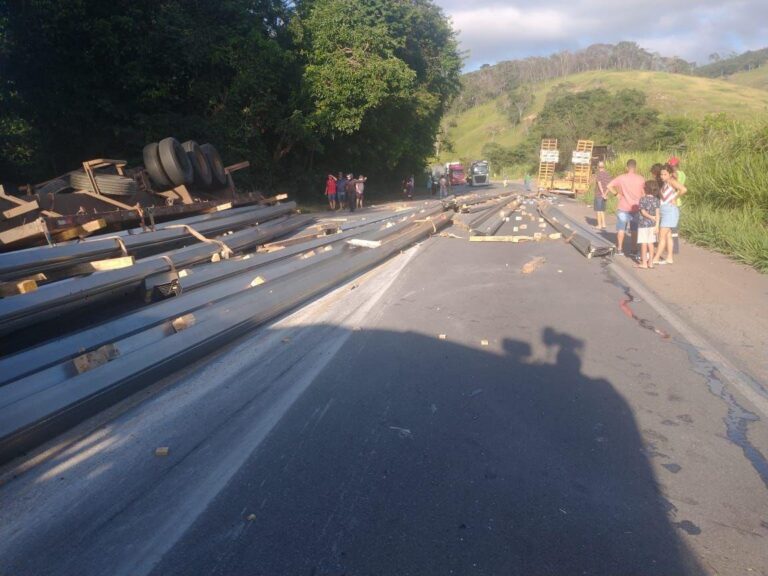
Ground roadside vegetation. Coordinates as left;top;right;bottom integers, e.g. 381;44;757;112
0;0;461;196
445;47;768;272
583;120;768;272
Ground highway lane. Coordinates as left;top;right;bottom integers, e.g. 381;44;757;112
1;206;766;575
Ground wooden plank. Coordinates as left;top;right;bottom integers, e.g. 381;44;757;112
224;161;250;174
2;200;39;220
0;187;28;206
0;219;47;247
469;235;534;243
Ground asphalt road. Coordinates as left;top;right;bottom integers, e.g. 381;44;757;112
1;193;767;575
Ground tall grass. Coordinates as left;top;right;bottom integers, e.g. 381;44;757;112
591;119;768;272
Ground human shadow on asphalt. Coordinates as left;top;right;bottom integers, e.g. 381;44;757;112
154;325;705;576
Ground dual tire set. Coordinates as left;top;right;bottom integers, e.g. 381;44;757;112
142;137;227;190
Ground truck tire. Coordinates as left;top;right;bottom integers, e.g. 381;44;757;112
143;142;172;188
182;140;213;187
69;171;138;196
158;137;193;186
200;143;227;187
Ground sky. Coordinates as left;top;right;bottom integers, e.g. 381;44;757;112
435;0;768;71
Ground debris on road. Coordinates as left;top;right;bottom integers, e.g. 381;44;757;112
522;256;546;275
155;447;170;457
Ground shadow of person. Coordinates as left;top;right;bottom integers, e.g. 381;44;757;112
147;325;705;576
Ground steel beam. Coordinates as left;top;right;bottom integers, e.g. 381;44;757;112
0;211;452;462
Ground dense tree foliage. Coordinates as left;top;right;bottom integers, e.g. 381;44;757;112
0;0;461;194
484;87;695;173
695;48;768;78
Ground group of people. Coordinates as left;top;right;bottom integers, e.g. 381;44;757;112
594;157;687;268
426;174;449;198
325;172;367;212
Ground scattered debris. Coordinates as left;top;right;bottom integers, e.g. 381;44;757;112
438;334;447;340
480;339;489;346
549;232;562;240
155;447;170;457
247;513;257;521
521;256;546;275
171;314;196;333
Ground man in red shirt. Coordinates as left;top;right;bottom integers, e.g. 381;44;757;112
607;159;645;256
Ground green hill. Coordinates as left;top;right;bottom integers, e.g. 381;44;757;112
440;70;768;163
727;65;768;90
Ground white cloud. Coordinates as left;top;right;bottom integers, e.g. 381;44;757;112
437;0;768;70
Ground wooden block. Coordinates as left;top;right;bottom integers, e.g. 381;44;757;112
53;218;107;241
72;344;120;374
0;278;40;297
480;339;489;346
171;313;196;333
2;200;39;220
154;447;170;457
250;276;265;287
0;219;48;247
347;239;381;248
549;232;562;240
88;256;134;271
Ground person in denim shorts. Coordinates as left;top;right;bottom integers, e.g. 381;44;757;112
607;159;645;256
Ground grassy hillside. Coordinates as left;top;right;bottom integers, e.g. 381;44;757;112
727;65;768;90
440;70;768;163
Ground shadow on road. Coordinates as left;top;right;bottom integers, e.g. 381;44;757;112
149;324;705;576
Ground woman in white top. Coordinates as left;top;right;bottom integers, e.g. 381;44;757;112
653;164;687;265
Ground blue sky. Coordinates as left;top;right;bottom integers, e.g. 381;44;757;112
435;0;768;71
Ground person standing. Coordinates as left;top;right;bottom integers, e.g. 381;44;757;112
325;173;337;210
336;172;347;210
346;173;357;212
637;180;660;269
653;164;687;265
607;159;645;257
426;174;434;195
667;156;686;255
593;161;611;230
355;175;366;209
406;175;414;199
438;174;447;198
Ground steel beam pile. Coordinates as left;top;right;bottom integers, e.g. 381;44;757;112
470;197;521;237
538;201;615;258
0;203;296;281
0;201;451;462
452;193;519;233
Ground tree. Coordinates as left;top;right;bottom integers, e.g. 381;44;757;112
296;0;461;183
